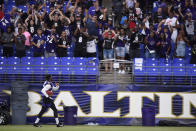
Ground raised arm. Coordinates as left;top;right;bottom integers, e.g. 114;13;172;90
57;9;65;21
41;3;47;20
74;27;79;36
65;0;72;13
49;9;56;21
25;15;32;26
52;83;60;91
34;12;39;25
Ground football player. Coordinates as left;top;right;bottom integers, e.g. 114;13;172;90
33;75;63;127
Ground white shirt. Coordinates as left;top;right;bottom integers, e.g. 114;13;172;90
164;17;179;30
87;39;97;53
185;20;194;35
41;81;59;97
126;0;134;8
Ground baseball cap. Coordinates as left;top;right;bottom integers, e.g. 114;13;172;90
108;31;112;35
157;15;162;19
164;25;169;29
76;13;81;17
108;17;112;21
186;9;191;13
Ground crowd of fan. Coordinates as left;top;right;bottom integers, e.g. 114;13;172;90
0;0;195;69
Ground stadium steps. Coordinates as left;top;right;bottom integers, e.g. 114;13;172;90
99;70;133;84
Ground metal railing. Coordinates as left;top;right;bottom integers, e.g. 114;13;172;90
0;64;99;84
99;59;133;84
1;61;196;85
132;65;196;85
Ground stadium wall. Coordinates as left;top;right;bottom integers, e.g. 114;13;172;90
0;83;196;125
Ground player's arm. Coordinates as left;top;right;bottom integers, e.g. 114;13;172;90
52;83;60;91
41;85;51;98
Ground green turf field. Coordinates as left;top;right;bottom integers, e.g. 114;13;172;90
0;125;196;131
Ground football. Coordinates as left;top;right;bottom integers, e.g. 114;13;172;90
46;90;53;97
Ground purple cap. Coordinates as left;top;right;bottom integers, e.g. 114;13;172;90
186;9;191;13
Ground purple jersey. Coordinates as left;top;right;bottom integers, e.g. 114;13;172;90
46;32;59;53
32;34;46;52
147;37;156;50
88;6;100;16
0;15;11;32
63;26;71;37
63;25;72;42
116;36;126;47
97;27;103;40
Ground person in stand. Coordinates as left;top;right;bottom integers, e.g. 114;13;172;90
33;75;63;127
1;26;14;57
45;26;59;58
22;26;31;55
129;27;142;60
25;13;38;37
31;28;45;57
57;31;70;57
103;31;115;72
156;32;171;58
174;29;189;58
15;27;26;57
74;26;88;57
144;31;157;58
190;34;196;64
115;28;127;74
86;35;97;58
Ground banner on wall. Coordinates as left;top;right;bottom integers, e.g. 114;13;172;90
0;83;196;125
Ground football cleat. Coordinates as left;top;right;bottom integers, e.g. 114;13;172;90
56;123;64;127
33;123;41;127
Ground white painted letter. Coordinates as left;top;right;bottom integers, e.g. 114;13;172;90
156;93;176;118
179;93;196;118
118;92;154;118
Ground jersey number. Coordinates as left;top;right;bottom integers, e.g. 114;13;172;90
79;37;83;43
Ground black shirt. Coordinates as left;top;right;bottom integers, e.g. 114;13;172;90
75;32;87;48
58;37;70;49
130;32;143;49
28;24;37;36
52;20;62;35
104;38;114;49
15;34;26;50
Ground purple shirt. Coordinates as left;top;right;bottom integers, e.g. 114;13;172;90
116;36;126;47
0;14;11;32
88;6;100;16
46;31;59;53
32;34;46;52
147;37;156;50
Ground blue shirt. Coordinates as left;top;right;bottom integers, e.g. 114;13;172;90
120;16;128;25
86;18;97;36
